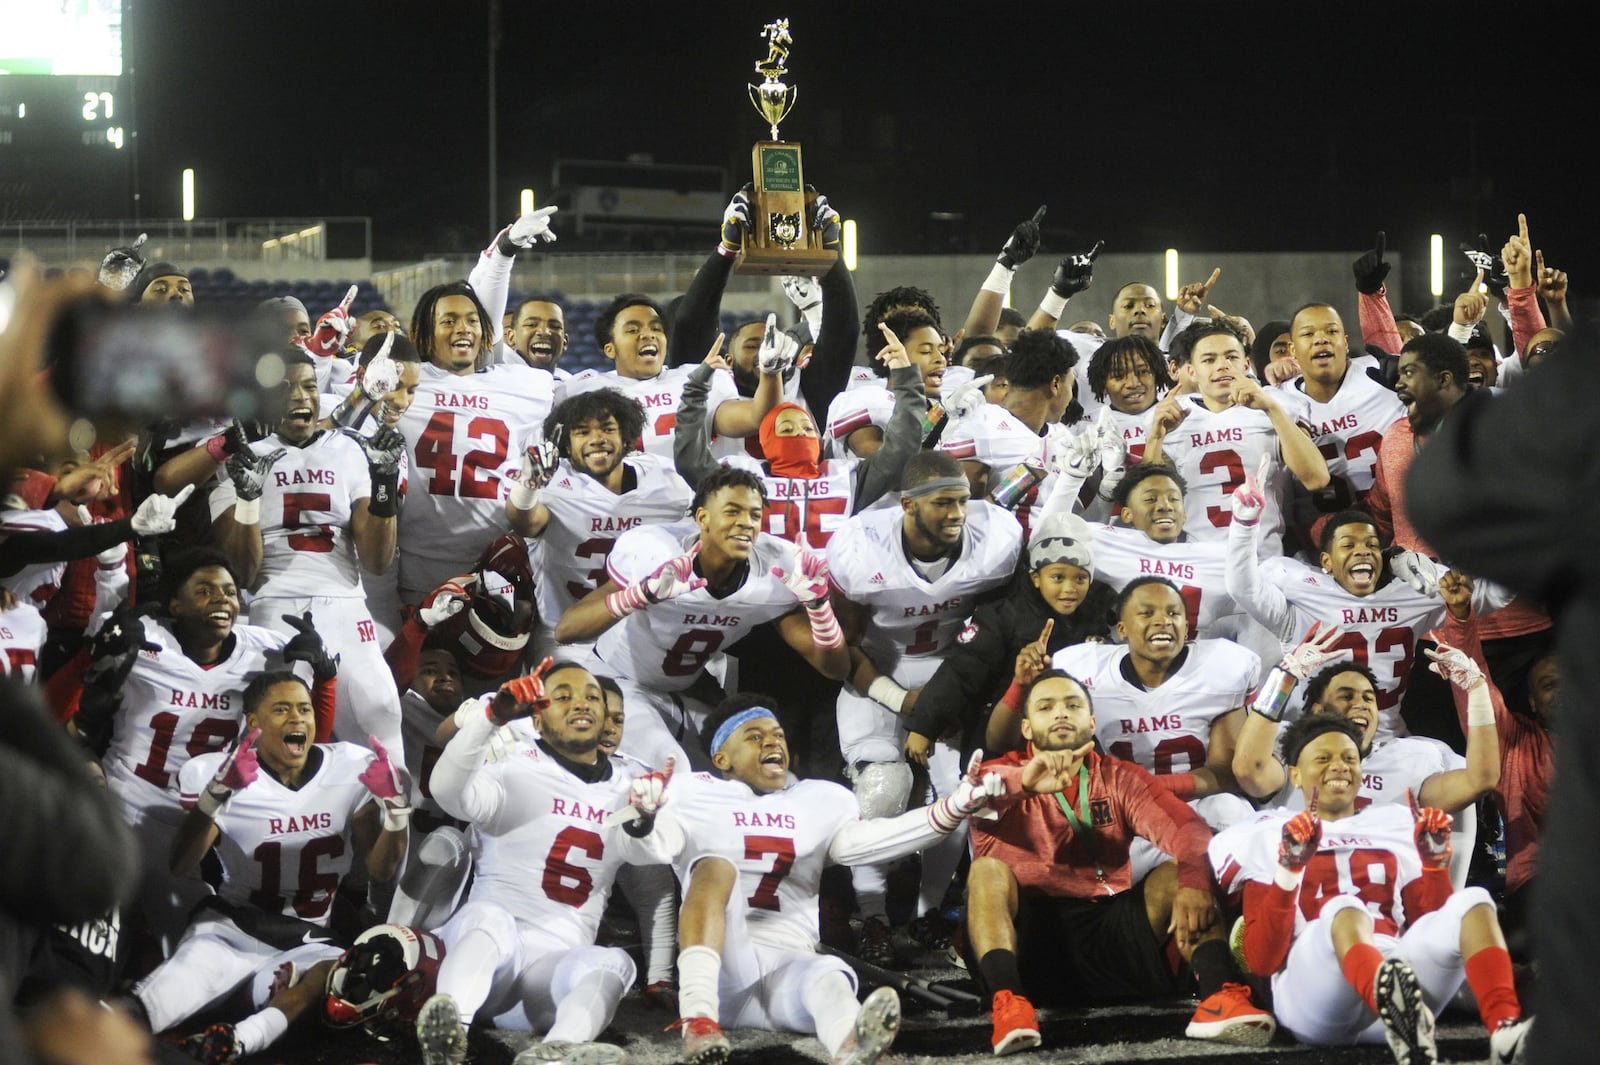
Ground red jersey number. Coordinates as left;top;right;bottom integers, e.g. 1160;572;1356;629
542;825;605;907
745;835;797;912
415;413;510;500
134;713;241;791
250;835;346;920
1200;449;1247;527
1300;848;1400;933
281;492;335;552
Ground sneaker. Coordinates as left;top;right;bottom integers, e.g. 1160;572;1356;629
417;994;469;1065
832;986;900;1065
990;989;1041;1056
1185;982;1276;1046
668;1016;731;1065
908;911;954;952
642;978;678;1011
513;1042;628;1065
856;915;895;968
1488;1016;1532;1065
180;1023;240;1065
1375;958;1437;1065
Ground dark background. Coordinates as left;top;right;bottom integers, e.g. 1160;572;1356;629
124;0;1591;275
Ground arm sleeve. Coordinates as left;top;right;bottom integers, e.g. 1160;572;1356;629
426;701;508;828
1367;442;1397;543
671;363;723;489
1358;289;1404;355
797;256;862;420
1115;759;1216;891
1504;285;1547;359
0;681;140;921
1433;608;1521;747
1240;879;1299;975
0;518;134;578
1160;307;1195;352
312;676;336;744
851;365;926;511
384;611;428;694
1400;867;1453;922
902;608;1007;740
608;809;688;867
826;804;953;866
468;236;515;347
668;250;734;368
1225;518;1295;637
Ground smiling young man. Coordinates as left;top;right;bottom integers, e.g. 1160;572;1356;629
825;308;947;460
393;281;557;605
1272;304;1404;532
563;293;779;461
504;388;693;659
210;351;407;756
1085;335;1177;465
827;450;1024;963
76;549;339;950
966;670;1274;1054
609;693;1001;1065
1210;714;1532;1064
1144;321;1329;552
416;663;647;1065
554;466;851;771
133;671;410;1062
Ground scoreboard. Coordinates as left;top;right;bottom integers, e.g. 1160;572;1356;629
1;1;131;219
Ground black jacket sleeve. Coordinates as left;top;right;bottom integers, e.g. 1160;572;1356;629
851;365;926;511
798;256;861;419
668;250;735;368
0;681;140;922
672;363;724;489
0;519;133;579
904;601;1013;741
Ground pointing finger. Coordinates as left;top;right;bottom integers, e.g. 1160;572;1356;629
1308;786;1319;821
339;284;358;311
1518;212;1530;246
1201;267;1222;294
1375;230;1386;260
1030;205;1047;226
1472;268;1485;291
1038;618;1055;647
533;655;554;679
171;483;196;506
1536;249;1546;276
1085;239;1105;261
878;322;902;348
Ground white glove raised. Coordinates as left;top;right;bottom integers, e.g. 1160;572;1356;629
932;749;1006;829
944;374;994;420
756;313;800;376
1389;550;1442;596
507;206;559;248
604;757;677;830
130;484;195;536
1093;407;1128;500
1425;641;1486;691
1050;429;1101;480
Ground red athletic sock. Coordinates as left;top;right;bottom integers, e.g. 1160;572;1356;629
1341;942;1384;1013
1464;947;1521;1032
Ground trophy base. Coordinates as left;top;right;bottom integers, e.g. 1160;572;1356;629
734;246;839;277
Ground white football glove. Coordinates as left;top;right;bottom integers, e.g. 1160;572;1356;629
507;206;559;247
1390;550;1443;596
130;484;195;536
944;374;994;420
756;313;800;376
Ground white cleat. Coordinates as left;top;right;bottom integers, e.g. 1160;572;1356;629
1488;1016;1532;1065
513;1041;628;1065
417;994;469;1065
832;986;901;1065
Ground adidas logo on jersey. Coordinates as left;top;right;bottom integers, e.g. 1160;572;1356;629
869;572;886;585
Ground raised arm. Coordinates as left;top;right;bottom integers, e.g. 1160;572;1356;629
671;362;723;490
962;206;1045;338
1353;231;1404;355
429;675;549;828
796;223;859;420
1223;474;1297;637
470;207;560;350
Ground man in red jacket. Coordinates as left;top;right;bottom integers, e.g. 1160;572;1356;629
964;669;1273;1055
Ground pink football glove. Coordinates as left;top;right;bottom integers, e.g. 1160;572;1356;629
197;728;260;816
1230;457;1269;526
606;545;706;618
1281;621;1346;680
772;546;832;606
358;737;404;802
1407;787;1454;870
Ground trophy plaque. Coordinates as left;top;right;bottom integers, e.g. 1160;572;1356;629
736;19;838;276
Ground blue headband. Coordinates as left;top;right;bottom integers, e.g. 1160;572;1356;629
711;706;779;754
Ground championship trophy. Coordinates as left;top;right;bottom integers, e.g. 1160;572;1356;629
736;19;838;276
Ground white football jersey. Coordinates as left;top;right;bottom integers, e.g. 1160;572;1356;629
449;743;639;946
823;382;897;458
0;508;68;605
1273;734;1462;812
209;431;373;598
1090;524;1250;641
1210;803;1427;936
939;408;1073;539
719;456;860;550
531;454;693;623
563;365;738;460
1250;558;1449;722
1275;357;1404;520
1156;395;1309;549
395;363;555;597
664;772;861;952
595;527;802;692
1053;638;1259;776
828;502;1022;688
0;600;46;683
1104;405;1158;465
178;742;373;926
104;618;297;810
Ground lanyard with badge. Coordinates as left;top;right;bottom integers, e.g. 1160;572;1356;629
1052;764;1111;894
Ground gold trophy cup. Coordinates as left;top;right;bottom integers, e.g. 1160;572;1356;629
737;19;838;276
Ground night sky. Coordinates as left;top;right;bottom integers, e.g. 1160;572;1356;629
125;0;1594;289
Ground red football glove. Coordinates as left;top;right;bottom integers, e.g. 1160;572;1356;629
1278;787;1321;872
490;657;554;722
308;285;359;356
1407;787;1454;871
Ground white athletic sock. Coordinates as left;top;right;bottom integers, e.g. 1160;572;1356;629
234;1007;287;1055
438;928;503;1020
803;973;861;1055
852;862;889;921
677;945;722;1021
620;863;679;984
918;822;969;915
544;969;627;1044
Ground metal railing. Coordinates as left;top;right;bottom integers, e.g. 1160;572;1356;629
0;217;373;263
370;259;453;321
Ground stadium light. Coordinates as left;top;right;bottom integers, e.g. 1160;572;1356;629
1165;249;1180;301
1429;234;1444;298
520;188;534;216
181;168;195;222
843;220;858;271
